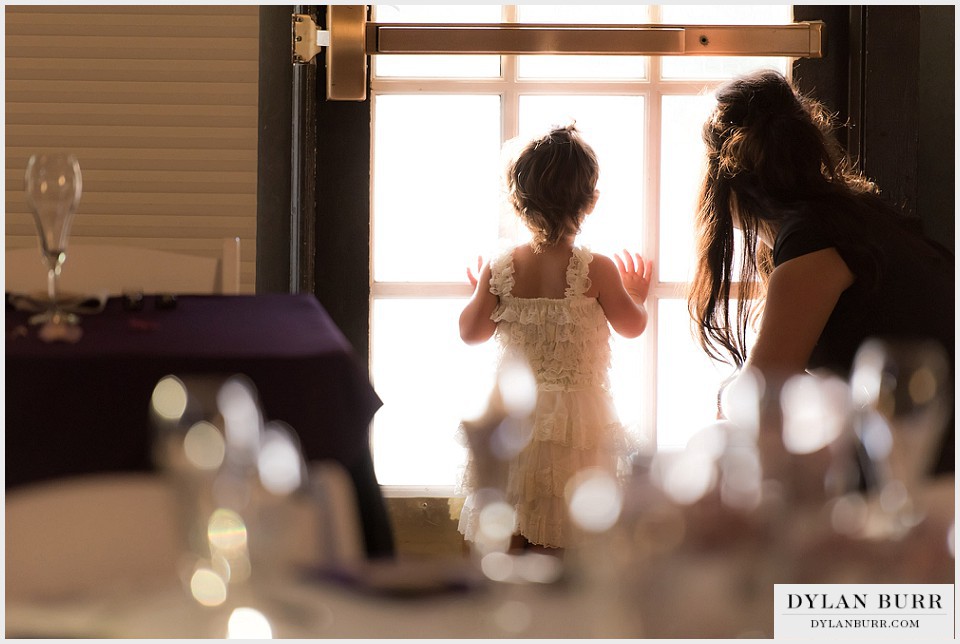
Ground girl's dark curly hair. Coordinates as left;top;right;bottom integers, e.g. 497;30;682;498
506;124;599;252
688;69;924;367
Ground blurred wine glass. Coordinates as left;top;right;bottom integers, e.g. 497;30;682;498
850;338;952;537
24;153;83;325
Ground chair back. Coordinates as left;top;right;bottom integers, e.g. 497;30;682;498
5;237;240;295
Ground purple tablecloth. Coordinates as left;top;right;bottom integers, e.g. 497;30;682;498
5;293;393;557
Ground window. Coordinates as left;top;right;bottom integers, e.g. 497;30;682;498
369;5;792;492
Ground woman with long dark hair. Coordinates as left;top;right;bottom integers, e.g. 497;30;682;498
689;69;953;476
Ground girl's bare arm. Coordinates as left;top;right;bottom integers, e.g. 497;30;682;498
595;251;651;339
459;260;498;344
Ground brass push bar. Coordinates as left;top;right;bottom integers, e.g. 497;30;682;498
370;23;823;58
371;24;686;55
295;7;825;101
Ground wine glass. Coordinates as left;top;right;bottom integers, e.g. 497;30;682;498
850;338;952;537
24;153;83;325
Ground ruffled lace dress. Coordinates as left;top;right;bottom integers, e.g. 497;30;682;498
457;246;626;548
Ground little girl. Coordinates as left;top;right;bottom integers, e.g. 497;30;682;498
457;124;652;551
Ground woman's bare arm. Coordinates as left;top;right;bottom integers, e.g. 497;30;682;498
722;247;855;418
744;246;854;378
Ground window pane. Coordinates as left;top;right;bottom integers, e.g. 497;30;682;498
371;298;496;487
518;4;653;23
519;56;648;81
659;5;793;80
659;94;714;283
372;5;501;79
656;298;737;450
657;298;759;450
610;335;647;446
662;57;790;82
518;95;645;253
660;94;750;283
516;5;649;80
371;301;648;487
373;95;501;282
660;4;793;25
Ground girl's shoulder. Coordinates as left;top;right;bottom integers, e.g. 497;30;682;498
488;246;518;296
579;248;616;275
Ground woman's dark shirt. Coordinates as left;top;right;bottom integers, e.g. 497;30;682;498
773;209;954;474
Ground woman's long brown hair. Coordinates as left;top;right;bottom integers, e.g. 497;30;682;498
688;70;883;367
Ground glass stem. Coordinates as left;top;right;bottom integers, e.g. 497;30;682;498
46;260;60;311
47;268;56;303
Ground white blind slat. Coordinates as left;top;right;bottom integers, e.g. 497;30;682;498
5;6;259;293
7;59;258;83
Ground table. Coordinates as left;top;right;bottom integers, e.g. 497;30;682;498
4;559;606;639
5;293;394;558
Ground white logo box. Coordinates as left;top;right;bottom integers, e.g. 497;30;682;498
774;584;954;641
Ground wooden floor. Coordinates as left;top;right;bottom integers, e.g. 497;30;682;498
385;497;468;558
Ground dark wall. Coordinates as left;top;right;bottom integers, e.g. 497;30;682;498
313;77;371;362
257;6;295;293
792;6;851;149
794;5;955;252
917;5;955;252
256;5;371;362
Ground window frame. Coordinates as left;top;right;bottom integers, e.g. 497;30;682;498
367;4;795;496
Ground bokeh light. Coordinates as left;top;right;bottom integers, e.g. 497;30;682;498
208;508;248;552
829;493;868;536
498;357;538;419
491;419;533;462
879;480;909;516
151;375;188;421
480;551;514;582
908;367;938;405
566;468;622;533
780;374;850;454
227;607;273;639
184;421;226;470
515;552;563;584
258;423;303;495
217;376;262;460
685;422;728;460
478;500;518;542
859;411;894;461
190;567;227;607
719;445;762;511
721;368;765;435
654;450;717;506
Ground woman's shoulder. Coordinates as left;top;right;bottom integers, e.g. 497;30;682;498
773;213;837;267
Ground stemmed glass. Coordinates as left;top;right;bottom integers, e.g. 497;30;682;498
850;338;952;537
24;153;83;325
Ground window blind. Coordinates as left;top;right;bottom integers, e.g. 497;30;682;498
5;5;259;293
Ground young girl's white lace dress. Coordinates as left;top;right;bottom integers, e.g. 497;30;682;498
458;245;628;549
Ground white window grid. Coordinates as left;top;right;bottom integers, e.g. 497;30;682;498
368;5;791;494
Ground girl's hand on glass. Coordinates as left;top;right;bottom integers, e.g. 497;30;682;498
466;255;484;289
615;249;653;303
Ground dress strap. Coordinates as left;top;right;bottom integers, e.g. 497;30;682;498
564;246;594;298
488;249;516;297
